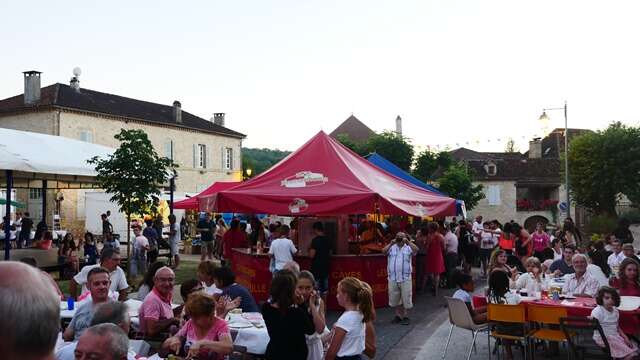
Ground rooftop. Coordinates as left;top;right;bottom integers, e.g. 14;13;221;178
329;114;376;143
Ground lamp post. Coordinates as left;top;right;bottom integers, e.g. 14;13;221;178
244;168;252;180
538;100;570;218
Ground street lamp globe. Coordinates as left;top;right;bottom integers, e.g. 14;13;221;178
246;168;252;177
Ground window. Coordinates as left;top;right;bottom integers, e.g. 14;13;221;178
224;147;233;170
486;185;501;205
487;165;496;175
163;140;174;160
29;188;42;200
79;130;93;143
196;144;206;168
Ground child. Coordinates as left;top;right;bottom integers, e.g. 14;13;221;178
591;286;638;359
452;272;487;324
297;271;328;360
83;232;98;265
326;277;374;360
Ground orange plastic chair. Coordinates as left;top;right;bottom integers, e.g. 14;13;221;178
487;303;530;360
527;304;570;359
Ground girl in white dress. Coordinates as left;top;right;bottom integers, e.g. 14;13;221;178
591;286;638;359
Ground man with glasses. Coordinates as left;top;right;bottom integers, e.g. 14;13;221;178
139;266;179;337
70;248;129;301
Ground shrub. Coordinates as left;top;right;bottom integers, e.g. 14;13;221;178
587;215;617;235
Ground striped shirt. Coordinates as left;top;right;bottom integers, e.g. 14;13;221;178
387;244;413;283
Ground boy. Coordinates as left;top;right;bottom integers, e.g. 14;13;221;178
452;272;487;324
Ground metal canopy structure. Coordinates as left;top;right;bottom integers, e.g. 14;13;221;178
1;128;114;260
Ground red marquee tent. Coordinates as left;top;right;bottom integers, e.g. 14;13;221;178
200;131;457;217
173;181;240;210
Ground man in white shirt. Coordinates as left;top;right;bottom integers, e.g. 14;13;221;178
607;240;626;273
383;232;418;325
472;215;483;237
442;224;459;288
268;225;297;272
563;254;599;297
70;248;129;301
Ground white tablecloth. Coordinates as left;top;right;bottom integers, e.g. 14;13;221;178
61;298;178;321
228;312;270;355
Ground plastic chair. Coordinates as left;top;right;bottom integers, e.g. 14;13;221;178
560;317;613;360
527;304;569;359
487;303;530;360
442;296;489;360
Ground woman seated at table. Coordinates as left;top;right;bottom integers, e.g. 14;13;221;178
488;270;522;360
162;292;233;359
32;231;53;250
488;250;518;285
610;258;640;297
512;256;544;294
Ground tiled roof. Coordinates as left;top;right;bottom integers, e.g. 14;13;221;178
329;115;376;143
0;83;245;138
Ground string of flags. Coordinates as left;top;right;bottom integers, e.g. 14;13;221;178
415;134;541;152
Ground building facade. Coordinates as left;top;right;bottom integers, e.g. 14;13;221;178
0;71;245;230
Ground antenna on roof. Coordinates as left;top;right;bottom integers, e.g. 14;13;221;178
70;67;81;91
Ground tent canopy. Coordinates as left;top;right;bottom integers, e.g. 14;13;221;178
0;128;114;179
173;181;241;210
200;131;457;217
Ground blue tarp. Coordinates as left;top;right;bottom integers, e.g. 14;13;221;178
365;153;466;216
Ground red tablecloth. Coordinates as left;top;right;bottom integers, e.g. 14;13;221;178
472;295;640;335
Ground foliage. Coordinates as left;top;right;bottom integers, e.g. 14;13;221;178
504;138;519;153
413;149;453;182
335;134;368;156
567;122;640;216
437;163;485;210
587;215;617;235
241;147;292;176
364;131;414;172
88;129;176;258
620;209;640;224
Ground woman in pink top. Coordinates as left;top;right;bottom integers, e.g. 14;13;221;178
531;223;550;261
162;292;233;359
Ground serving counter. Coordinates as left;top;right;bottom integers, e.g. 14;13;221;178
231;248;413;310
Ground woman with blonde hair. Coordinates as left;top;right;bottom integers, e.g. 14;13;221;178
513;257;544;294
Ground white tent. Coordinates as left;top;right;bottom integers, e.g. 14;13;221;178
0;128;114;177
0;128;115;260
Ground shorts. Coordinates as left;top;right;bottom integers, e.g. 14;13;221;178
202;240;214;253
388;279;413;309
316;276;329;294
170;238;179;256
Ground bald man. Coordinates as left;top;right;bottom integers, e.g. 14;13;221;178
138;267;179;336
0;261;60;360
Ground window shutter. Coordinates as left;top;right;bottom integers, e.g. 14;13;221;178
192;144;197;168
221;147;225;169
229;148;234;170
205;145;211;169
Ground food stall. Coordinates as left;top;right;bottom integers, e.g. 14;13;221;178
200;131;457;309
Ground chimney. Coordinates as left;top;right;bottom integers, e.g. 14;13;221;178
529;137;542;159
23;70;42;105
213;113;225;127
172;101;182;123
395;115;402;136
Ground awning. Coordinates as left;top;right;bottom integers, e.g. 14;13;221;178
173;181;241;210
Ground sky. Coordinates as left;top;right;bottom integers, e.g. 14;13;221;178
2;0;640;152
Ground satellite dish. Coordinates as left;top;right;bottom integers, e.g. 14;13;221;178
73;67;82;77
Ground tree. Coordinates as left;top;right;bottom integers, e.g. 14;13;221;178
568;122;640;216
504;138;519;153
437;162;485;211
241;147;292;176
413;149;453;182
365;131;414;172
88;129;176;261
335;134;368;156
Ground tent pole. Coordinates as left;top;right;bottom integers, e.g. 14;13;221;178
169;176;175;215
42;180;47;226
5;170;13;260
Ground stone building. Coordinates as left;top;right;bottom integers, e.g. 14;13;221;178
449;128;591;230
0;71;245;230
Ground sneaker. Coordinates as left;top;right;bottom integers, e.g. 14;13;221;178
401;317;411;325
391;316;402;324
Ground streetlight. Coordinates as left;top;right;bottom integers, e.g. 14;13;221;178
538;100;570;218
246;168;252;177
244;168;252;180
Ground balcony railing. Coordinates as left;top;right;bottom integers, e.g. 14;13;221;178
516;199;559;212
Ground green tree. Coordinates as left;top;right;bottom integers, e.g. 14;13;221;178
241;148;292;175
88;129;176;260
413;149;453;182
437;162;485;210
568;122;640;216
365;131;414;171
335;134;368;156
